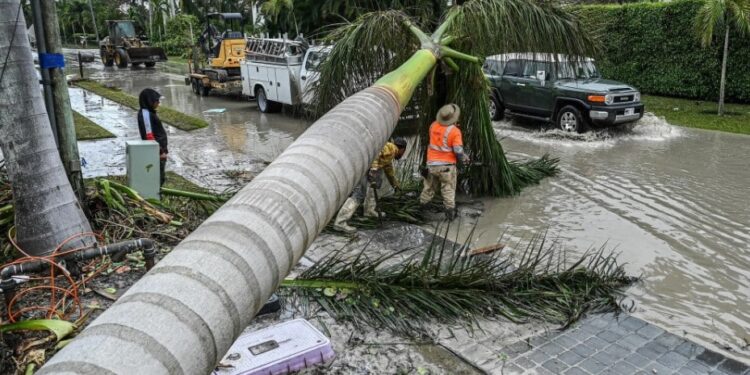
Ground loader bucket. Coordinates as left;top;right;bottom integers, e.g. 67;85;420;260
126;47;168;64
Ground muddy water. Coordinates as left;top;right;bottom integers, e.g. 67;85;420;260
67;54;310;188
460;114;750;362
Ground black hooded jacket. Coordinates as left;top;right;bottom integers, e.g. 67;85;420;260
137;88;168;154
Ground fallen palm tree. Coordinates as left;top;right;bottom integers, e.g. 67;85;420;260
39;2;603;373
282;228;636;337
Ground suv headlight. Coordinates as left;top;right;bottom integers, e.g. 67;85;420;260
604;94;613;105
634;92;641;102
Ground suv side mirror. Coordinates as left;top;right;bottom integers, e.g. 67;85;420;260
536;70;546;84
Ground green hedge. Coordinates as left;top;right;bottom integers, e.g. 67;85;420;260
575;0;750;103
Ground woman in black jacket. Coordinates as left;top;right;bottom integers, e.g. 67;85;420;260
137;88;168;186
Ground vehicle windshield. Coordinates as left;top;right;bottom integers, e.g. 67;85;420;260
557;60;601;79
116;22;136;38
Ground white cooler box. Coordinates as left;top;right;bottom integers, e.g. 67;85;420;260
213;319;335;375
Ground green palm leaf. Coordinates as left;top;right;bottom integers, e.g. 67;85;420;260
281;227;636;337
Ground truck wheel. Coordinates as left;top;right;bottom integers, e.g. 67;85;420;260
556;105;589;133
145;62;156;68
100;50;113;67
489;95;504;121
256;87;281;113
191;79;200;95
200;83;211;97
114;49;128;68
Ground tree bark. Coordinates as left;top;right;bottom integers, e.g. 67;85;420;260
86;0;99;42
718;24;729;116
0;0;95;256
40;0;87;206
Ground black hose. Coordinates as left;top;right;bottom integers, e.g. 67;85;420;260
0;238;156;281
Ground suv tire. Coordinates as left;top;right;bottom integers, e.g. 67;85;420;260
489;95;504;121
556;105;588;133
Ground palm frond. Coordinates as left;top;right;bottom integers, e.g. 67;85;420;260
449;0;597;59
281;227;636;337
311;0;598;196
728;0;750;35
310;10;422;117
695;0;727;47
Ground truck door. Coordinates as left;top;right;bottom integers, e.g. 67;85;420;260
299;50;326;105
500;59;524;110
524;60;555;117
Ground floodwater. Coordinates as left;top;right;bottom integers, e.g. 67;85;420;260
66;52;750;363
66;50;310;188
463;115;750;363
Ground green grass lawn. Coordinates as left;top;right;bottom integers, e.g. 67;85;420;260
72;79;208;131
104;172;207;193
643;95;750;135
73;110;115;140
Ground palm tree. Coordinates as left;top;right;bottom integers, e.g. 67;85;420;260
0;1;95;256
314;2;593;196
695;0;750;116
256;0;444;38
40;2;598;373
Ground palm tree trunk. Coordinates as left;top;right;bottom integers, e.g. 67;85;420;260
718;24;729;116
0;0;95;256
39;50;436;374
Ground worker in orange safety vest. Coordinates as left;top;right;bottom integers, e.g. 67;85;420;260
419;104;470;220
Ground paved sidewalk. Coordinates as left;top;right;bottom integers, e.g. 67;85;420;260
458;313;749;374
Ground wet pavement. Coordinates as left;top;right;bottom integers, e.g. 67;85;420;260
65;50;750;365
469;312;750;374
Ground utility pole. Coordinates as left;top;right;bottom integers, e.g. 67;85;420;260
87;0;99;42
34;0;87;205
29;0;57;145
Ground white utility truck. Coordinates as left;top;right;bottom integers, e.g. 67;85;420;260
240;38;330;113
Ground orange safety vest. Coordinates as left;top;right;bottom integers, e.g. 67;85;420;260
426;121;462;164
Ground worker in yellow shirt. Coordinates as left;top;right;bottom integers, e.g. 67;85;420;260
333;137;408;233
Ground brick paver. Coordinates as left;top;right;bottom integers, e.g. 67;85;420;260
487;313;750;375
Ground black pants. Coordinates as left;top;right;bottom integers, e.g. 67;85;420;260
160;159;166;186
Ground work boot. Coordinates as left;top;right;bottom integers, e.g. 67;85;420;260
333;198;359;233
444;207;457;221
363;188;385;218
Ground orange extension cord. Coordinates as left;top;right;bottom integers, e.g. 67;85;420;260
2;229;110;323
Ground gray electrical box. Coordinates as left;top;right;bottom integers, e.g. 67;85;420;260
126;140;160;200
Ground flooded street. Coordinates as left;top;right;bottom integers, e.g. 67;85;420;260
67;52;309;187
466;116;750;362
67;53;750;363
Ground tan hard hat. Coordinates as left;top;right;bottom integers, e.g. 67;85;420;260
436;104;460;125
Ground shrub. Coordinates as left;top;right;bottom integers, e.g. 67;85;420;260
153;14;200;58
575;0;750;103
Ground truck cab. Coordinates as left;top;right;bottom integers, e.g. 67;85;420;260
240;38;330;113
485;53;644;133
299;46;331;105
